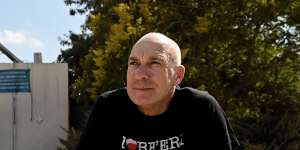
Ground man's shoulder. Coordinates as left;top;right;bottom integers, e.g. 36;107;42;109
99;87;128;98
176;87;216;101
175;87;221;110
95;87;128;106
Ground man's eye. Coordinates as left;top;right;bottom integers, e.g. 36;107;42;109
129;61;138;66
151;61;161;65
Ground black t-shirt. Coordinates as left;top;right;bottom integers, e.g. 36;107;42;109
77;87;239;150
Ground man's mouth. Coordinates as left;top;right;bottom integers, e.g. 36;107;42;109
132;87;154;90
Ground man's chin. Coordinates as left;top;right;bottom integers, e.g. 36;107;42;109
129;95;154;105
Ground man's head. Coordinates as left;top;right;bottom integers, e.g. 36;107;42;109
126;32;185;115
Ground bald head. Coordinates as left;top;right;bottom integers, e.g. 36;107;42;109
127;32;185;116
132;32;181;66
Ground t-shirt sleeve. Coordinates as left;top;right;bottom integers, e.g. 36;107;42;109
205;94;240;150
76;95;108;150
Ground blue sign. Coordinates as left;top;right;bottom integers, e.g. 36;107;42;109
0;69;31;93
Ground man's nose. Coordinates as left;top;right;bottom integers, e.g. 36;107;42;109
134;65;150;80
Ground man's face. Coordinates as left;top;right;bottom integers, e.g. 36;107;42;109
127;41;177;107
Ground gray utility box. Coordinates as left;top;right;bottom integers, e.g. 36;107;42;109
0;63;68;150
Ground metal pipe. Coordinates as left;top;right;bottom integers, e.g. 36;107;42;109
0;42;23;63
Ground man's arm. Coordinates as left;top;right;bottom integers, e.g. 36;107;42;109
207;96;240;150
76;96;107;150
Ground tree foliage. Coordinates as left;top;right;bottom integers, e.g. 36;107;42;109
59;0;300;149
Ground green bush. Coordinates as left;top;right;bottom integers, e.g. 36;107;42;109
57;127;81;150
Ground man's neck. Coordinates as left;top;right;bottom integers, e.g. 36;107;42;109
137;89;175;116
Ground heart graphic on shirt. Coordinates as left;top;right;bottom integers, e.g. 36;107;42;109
128;143;137;150
126;138;137;150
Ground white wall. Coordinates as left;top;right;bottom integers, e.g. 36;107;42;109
0;63;68;150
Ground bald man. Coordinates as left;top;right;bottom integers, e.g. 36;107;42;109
77;32;239;150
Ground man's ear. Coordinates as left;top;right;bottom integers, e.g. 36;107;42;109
175;65;185;85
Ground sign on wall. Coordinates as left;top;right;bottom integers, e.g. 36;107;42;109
0;69;31;93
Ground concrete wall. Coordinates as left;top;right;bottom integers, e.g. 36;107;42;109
0;63;68;150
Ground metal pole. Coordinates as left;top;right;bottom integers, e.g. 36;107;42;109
0;42;22;63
